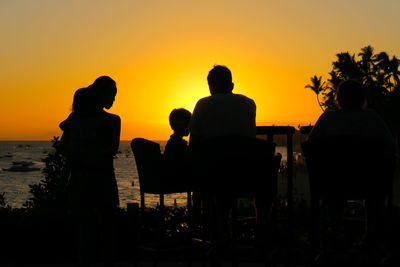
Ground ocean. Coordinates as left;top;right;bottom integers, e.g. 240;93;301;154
0;140;288;209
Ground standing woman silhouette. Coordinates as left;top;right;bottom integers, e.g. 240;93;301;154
60;76;120;267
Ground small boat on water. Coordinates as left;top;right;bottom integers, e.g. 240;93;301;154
2;161;40;172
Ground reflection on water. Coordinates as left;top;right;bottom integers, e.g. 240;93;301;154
0;141;288;209
0;141;190;208
114;141;188;208
0;141;47;208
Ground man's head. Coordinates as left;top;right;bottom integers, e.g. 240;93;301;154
169;108;192;137
207;65;234;94
336;80;366;109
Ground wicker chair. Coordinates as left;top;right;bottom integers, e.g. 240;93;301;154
131;138;205;267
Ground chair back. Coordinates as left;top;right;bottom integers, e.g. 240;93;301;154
131;138;163;194
302;135;393;200
193;136;278;196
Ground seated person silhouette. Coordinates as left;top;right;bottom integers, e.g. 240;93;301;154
189;65;256;145
308;79;396;249
309;79;395;158
162;108;192;192
189;65;258;193
189;65;273;258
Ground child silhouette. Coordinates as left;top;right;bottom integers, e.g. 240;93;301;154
163;108;192;192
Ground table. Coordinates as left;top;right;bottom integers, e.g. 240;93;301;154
256;126;296;244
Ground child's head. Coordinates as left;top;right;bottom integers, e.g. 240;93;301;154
72;87;96;116
169;108;192;137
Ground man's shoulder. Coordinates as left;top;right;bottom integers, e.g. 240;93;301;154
362;108;381;117
197;93;254;104
325;108;380;121
196;95;213;104
317;109;343;120
233;93;255;104
101;111;120;121
232;93;253;99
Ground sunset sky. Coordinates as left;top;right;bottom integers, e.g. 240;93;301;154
1;0;399;140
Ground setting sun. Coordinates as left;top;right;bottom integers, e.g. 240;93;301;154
1;1;399;140
2;4;400;264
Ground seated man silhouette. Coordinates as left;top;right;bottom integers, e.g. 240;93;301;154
189;65;256;145
189;65;257;193
162;108;192;192
189;65;272;258
309;79;395;158
189;65;257;196
309;79;396;249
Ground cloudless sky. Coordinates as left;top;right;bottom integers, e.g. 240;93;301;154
1;0;399;140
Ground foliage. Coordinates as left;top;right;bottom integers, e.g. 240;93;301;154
0;138;72;263
306;45;400;136
0;192;8;209
304;75;326;111
24;136;69;210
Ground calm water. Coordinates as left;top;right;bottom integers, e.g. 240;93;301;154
0;141;288;209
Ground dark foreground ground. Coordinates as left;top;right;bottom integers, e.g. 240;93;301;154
2;203;400;267
0;262;307;267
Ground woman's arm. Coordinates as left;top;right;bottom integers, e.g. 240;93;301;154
98;113;121;157
109;115;121;156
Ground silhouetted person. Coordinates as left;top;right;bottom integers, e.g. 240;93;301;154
309;80;395;158
60;76;120;267
162;108;192;192
309;79;396;249
59;87;91;185
189;65;272;262
189;65;256;145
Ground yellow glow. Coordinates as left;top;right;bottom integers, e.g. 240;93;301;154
1;1;399;140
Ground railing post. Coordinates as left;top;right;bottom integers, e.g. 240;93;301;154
287;132;294;241
267;133;274;143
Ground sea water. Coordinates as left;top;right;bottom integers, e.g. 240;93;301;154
0;141;288;209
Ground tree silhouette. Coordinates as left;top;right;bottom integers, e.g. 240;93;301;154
24;136;69;210
306;45;400;144
304;75;326;111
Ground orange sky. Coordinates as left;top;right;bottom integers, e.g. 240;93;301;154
1;0;399;140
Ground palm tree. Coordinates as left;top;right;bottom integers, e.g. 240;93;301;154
333;52;362;81
373;52;397;95
388;56;400;87
374;52;390;86
358;45;374;84
305;75;326;111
